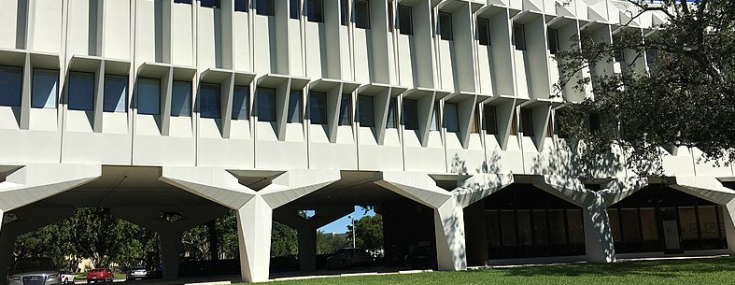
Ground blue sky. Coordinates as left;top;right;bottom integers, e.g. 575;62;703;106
318;206;376;234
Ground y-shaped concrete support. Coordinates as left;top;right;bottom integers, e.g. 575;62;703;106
377;172;513;271
274;205;353;271
536;175;648;263
161;167;340;283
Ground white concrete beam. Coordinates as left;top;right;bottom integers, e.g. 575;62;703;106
454;173;514;208
670;177;735;205
375;171;452;209
260;169;341;209
599;177;649;207
0;164;101;212
160;166;258;209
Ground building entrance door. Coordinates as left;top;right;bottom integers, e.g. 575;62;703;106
662;219;681;253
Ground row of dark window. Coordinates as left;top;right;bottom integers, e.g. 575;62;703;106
0;65;592;137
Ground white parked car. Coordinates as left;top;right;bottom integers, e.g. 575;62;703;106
59;271;75;285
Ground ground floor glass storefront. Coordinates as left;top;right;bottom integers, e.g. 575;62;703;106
610;185;727;254
483;185;585;259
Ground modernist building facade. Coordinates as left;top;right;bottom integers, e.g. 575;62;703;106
0;0;734;283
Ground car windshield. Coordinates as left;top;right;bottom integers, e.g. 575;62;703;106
132;266;146;270
13;259;55;270
91;269;104;272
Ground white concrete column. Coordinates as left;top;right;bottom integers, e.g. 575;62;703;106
236;195;272;283
434;199;467;271
297;228;318;271
583;194;615;262
159;229;184;280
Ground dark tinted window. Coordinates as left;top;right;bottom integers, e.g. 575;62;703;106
174;0;192;4
68;71;95;111
402;99;418;130
309;92;327;124
484;105;497;135
0;66;23;107
257;88;276;121
521;108;533;136
386;98;397;129
358;95;374;127
235;0;248;12
288;90;302;123
398;6;412;35
200;0;220;8
355;0;370;29
340;0;348;25
439;12;453;40
290;0;300;19
307;0;323;22
547;29;558;54
199;83;220;119
513;24;526;50
232;86;250;120
478;18;490;46
257;0;275;16
339;94;352;125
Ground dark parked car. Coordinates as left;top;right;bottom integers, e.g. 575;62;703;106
325;248;372;270
405;246;437;270
6;258;61;285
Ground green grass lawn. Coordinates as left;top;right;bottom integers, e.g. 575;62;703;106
263;257;735;285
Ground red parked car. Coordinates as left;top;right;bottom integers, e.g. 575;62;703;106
86;268;114;283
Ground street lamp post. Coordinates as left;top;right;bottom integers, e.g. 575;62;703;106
349;215;356;248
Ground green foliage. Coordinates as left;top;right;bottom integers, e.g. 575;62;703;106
555;0;735;176
271;222;298;257
14;208;160;270
316;232;350;254
347;214;383;252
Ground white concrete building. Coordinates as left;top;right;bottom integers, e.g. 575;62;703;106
0;0;734;283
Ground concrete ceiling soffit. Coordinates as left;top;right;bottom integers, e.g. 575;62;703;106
670;177;735;206
375;172;452;209
0;164;101;211
454;173;514;208
160;167;257;209
599;177;649;207
111;206;230;232
260;170;342;209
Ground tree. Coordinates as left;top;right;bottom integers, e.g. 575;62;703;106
555;0;735;176
270;222;298;257
316;231;349;254
14;208;160;270
347;214;383;252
